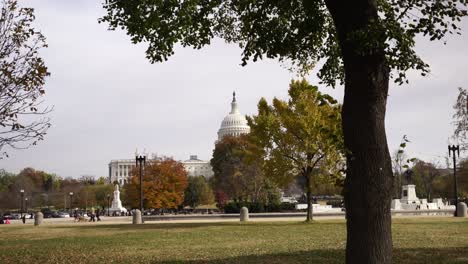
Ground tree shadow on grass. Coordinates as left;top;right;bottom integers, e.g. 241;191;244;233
153;247;467;264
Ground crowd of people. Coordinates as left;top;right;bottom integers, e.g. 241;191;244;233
73;209;102;222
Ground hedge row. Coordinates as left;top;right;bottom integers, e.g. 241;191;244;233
224;201;296;213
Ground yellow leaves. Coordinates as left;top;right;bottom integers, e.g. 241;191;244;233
249;79;345;188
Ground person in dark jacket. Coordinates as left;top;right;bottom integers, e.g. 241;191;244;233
96;209;101;221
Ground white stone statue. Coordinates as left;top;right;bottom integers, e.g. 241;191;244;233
109;184;127;214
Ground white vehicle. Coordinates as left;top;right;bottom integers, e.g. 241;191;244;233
58;212;70;218
10;213;22;219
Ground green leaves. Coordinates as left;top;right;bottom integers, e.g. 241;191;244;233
101;1;467;85
248;79;344;188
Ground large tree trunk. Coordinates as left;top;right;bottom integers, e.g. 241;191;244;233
304;172;313;222
325;1;394;263
306;188;313;222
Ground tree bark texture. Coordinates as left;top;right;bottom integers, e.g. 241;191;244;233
325;1;394;263
304;170;313;222
306;189;313;222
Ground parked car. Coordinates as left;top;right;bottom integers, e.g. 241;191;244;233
58;212;70;218
43;211;59;218
2;213;13;219
10;213;22;219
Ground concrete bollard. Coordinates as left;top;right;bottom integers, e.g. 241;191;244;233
456;202;467;217
240;207;249;222
132;209;142;224
34;212;43;226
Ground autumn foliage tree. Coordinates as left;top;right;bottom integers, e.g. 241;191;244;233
0;0;51;157
101;1;468;262
248;80;344;222
125;158;188;209
211;135;267;202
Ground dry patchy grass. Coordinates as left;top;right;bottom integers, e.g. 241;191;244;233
0;218;467;263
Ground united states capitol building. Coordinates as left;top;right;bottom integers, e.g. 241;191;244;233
108;92;250;185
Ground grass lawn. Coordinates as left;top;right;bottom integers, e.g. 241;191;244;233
0;217;467;264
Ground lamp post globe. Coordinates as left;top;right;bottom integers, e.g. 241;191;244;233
69;192;74;213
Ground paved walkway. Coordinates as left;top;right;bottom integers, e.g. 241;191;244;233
5;213;455;225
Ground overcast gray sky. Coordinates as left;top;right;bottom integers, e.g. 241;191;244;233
1;0;468;178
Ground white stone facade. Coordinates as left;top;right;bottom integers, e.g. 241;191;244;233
217;92;250;140
400;184;419;204
391;185;456;211
108;159;136;186
182;155;214;178
109;155;213;185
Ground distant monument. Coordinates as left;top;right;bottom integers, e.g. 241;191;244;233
109;184;127;215
391;182;455;211
400;184;419;204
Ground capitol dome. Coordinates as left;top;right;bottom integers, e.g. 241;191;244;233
217;92;250;140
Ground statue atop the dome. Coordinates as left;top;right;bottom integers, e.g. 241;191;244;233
233;91;236;102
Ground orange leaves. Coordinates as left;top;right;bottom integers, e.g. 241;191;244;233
125;158;188;209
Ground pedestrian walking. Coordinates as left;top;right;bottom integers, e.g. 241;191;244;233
21;214;26;224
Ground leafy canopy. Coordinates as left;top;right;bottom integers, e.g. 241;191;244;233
247;79;344;188
126;158;188;209
210;135;266;201
184;176;214;208
100;0;467;86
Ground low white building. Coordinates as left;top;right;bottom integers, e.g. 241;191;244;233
182;155;214;178
108;155;213;185
108;159;136;186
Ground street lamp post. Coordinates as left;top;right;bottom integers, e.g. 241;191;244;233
107;194;111;216
69;192;74;213
448;145;460;216
20;189;24;217
25;197;28;215
135;153;146;216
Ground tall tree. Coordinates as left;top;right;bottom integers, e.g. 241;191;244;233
453;87;468;149
184;176;215;208
125;158;188;209
211;135;266;202
0;0;51;158
248;80;343;222
0;169;15;192
101;1;468;262
411;160;440;200
454;159;468;198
